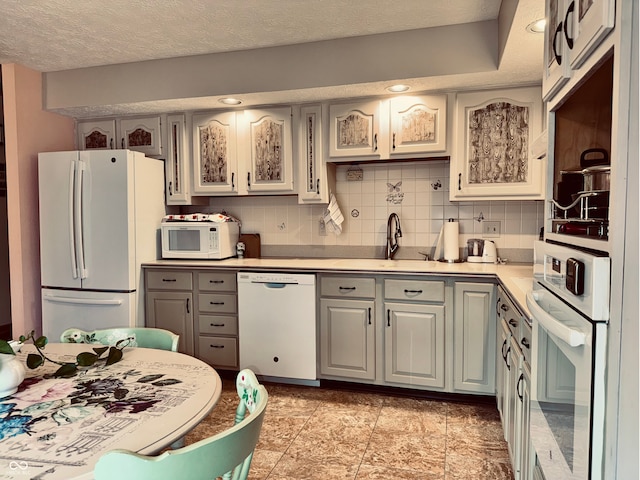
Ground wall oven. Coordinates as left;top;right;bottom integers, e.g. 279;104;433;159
527;241;609;480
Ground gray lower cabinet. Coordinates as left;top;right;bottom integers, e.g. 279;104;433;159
496;285;533;480
196;271;238;369
145;270;194;355
383;278;446;388
384;302;445;387
453;282;496;394
319;276;376;380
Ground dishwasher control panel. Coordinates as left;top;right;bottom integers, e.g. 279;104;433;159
237;272;315;285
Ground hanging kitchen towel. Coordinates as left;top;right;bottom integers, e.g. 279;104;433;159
323;194;344;235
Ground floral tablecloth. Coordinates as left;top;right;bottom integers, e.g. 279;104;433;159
0;344;221;480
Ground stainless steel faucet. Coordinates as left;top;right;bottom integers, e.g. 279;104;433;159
385;213;402;260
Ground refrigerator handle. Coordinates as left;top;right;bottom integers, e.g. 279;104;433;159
75;161;88;279
68;161;79;279
43;294;123;306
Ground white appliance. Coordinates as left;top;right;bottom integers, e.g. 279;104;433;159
38;150;165;341
526;241;609;480
237;272;317;382
161;220;239;259
466;239;498;263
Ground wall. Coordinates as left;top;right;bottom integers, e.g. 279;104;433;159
1;64;75;336
197;161;544;262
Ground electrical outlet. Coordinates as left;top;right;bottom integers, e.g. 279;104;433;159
483;221;501;238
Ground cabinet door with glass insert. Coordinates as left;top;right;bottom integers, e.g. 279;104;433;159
192;111;239;195
389;94;447;155
118;116;162;156
241;107;294;193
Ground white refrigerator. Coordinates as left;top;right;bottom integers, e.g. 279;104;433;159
38;150;166;341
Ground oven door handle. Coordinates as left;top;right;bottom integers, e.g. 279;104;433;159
526;291;586;347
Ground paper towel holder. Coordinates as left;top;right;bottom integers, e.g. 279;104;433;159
434;218;463;263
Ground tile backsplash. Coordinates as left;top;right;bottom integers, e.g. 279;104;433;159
192;161;544;261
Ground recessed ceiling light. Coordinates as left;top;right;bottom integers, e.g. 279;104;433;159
526;18;546;34
219;98;242;105
386;84;410;93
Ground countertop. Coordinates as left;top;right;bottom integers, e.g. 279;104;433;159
143;258;534;319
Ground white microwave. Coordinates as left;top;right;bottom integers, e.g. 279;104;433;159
161;221;239;259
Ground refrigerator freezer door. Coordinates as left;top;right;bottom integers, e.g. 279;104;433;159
39;151;82;289
41;288;136;341
80;150;137;291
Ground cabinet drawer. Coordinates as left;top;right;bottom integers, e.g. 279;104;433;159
320;276;375;298
198;336;238;368
198;314;238;336
199;293;237;314
146;271;193;290
384;279;445;302
198;272;237;292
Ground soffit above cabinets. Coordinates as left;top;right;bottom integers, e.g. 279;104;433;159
0;0;544;118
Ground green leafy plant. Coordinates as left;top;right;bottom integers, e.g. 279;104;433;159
0;331;128;378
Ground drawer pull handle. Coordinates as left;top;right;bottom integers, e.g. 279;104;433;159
387;309;391;327
368;307;371;325
404;289;423;294
210;344;225;349
209;280;224;284
521;338;530;349
505;346;511;370
186;298;190;314
162;278;177;282
210;301;225;305
210;323;226;327
509;319;518;328
339;286;356;291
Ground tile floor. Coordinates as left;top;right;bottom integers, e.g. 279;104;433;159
185;380;514;480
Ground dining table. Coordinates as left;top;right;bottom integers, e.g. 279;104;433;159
0;342;222;480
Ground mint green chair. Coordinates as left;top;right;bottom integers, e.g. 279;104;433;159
94;369;268;480
60;327;180;352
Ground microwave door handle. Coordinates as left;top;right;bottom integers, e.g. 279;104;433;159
526;291;586;347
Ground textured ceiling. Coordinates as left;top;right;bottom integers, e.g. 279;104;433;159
0;0;545;116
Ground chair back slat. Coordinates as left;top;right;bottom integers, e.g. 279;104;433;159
94;369;267;480
60;327;180;352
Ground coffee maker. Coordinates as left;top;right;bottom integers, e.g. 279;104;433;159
466;239;497;263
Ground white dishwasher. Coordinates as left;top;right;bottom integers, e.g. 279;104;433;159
237;272;317;381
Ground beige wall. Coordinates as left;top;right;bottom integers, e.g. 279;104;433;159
1;63;75;336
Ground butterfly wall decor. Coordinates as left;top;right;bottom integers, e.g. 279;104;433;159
386;181;404;204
